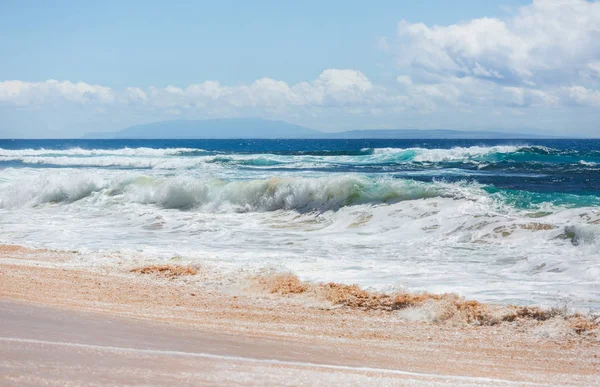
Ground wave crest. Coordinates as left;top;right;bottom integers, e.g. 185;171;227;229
0;173;478;212
2;145;599;170
0;147;203;157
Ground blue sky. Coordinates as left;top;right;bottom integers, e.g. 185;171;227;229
0;0;598;138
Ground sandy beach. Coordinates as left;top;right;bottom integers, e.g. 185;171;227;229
0;244;598;386
3;0;600;384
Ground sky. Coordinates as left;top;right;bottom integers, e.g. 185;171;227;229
0;0;599;138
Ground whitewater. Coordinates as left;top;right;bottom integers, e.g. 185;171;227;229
1;139;599;309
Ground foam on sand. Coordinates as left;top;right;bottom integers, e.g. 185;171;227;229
256;273;599;335
2;245;599;386
131;264;200;278
1;142;600;309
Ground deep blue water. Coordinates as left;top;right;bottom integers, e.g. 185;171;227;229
3;138;600;155
2;139;600;199
2;139;600;306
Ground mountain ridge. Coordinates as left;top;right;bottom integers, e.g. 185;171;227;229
84;118;561;139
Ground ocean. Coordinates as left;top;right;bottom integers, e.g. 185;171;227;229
1;139;599;308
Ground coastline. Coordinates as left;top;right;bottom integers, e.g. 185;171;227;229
1;244;599;385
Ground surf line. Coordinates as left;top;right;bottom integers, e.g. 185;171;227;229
0;336;541;385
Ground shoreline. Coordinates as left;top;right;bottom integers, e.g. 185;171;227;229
1;244;599;385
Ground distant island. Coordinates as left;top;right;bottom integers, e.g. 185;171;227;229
85;118;559;139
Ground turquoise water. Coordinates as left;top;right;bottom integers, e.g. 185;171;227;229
0;139;599;308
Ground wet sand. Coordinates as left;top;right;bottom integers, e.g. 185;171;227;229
2;301;535;386
0;245;599;386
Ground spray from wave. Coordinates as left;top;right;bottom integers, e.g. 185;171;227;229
0;147;204;157
1;141;599;307
0;172;478;211
3;145;593;169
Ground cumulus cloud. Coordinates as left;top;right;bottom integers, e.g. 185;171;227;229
397;0;600;86
0;80;114;106
391;0;600;109
1;0;598;137
0;70;396;121
140;69;379;109
562;85;600;106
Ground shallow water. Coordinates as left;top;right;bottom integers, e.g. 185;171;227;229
1;139;599;308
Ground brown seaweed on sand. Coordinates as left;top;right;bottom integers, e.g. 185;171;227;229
131;264;199;278
257;274;599;334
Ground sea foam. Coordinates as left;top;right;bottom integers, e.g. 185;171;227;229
1;142;599;308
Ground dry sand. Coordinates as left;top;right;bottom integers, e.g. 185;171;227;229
0;244;598;386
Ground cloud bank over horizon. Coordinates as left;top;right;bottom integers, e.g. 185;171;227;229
1;0;598;138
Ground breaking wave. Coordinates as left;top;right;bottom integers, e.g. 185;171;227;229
0;173;479;211
2;169;599;214
0;147;203;157
2;139;599;308
3;145;599;171
369;145;600;164
0;145;593;170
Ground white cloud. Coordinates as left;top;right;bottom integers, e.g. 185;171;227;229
0;70;386;112
1;1;598;137
396;0;600;87
396;75;413;85
387;0;600;111
0;80;114;106
562;85;600;106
